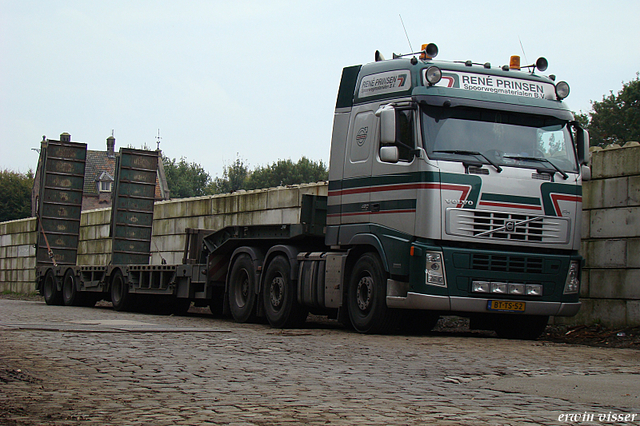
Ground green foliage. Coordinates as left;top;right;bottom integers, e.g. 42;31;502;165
245;157;328;191
209;157;250;194
572;111;589;130
582;73;640;147
0;169;34;222
162;154;328;198
162;156;212;199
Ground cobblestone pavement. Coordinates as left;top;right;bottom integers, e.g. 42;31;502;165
1;299;639;426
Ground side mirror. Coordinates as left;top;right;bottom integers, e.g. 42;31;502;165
581;164;591;181
380;146;399;163
576;128;590;165
376;105;396;144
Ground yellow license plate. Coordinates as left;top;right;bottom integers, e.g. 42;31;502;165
487;300;526;312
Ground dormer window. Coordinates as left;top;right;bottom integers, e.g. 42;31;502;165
97;171;114;193
100;180;112;192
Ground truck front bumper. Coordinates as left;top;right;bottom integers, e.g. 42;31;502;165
386;292;581;317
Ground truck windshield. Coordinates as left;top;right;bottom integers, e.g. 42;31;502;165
421;104;579;173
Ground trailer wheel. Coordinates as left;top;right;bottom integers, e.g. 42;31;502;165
348;252;400;334
494;315;549;340
228;254;257;323
43;269;63;306
110;269;134;311
263;255;308;328
62;269;82;306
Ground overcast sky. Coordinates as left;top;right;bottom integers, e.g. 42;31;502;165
2;0;639;175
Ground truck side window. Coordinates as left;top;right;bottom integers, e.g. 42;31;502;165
396;109;415;162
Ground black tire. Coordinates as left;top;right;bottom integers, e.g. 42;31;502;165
262;255;308;328
62;269;82;306
347;252;400;334
209;288;225;317
400;311;440;335
228;254;257;323
110;269;134;311
494;315;549;340
43;269;63;306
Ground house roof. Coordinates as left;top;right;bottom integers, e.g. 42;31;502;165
83;150;116;195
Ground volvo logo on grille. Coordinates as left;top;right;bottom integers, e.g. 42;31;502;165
505;221;516;232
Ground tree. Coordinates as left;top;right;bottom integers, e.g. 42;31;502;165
209;157;250;194
582;73;640;147
0;169;34;222
163;154;328;197
246;157;328;190
162;156;211;199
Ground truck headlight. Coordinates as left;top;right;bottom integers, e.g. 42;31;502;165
563;260;580;294
472;280;490;293
526;284;543;296
426;251;446;287
490;282;508;294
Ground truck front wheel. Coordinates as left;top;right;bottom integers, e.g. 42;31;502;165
228;254;257;323
347;252;400;334
263;255;308;328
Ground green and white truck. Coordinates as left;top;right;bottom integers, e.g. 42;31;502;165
37;44;589;339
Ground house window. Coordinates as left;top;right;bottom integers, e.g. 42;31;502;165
97;171;114;193
99;181;112;192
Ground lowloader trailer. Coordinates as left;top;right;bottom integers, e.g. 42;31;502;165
37;44;589;339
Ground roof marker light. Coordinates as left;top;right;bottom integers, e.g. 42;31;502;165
510;55;521;70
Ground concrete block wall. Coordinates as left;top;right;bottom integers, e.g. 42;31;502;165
0;183;328;293
569;142;640;327
0;218;37;294
150;183;328;264
77;208;112;266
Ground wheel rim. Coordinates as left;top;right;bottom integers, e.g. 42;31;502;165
269;275;285;310
233;269;250;308
356;276;373;312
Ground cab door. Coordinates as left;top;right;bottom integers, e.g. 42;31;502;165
370;105;419;236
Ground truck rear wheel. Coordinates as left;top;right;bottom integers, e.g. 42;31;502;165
62;269;81;306
43;269;63;306
347;252;400;334
228;254;257;323
494;315;549;340
263;255;308;328
110;270;134;311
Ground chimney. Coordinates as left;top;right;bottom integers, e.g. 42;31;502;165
106;136;116;158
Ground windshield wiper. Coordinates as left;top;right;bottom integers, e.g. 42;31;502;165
503;155;568;180
434;150;502;173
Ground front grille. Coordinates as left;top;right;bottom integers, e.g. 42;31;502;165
472;254;544;274
447;208;570;244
